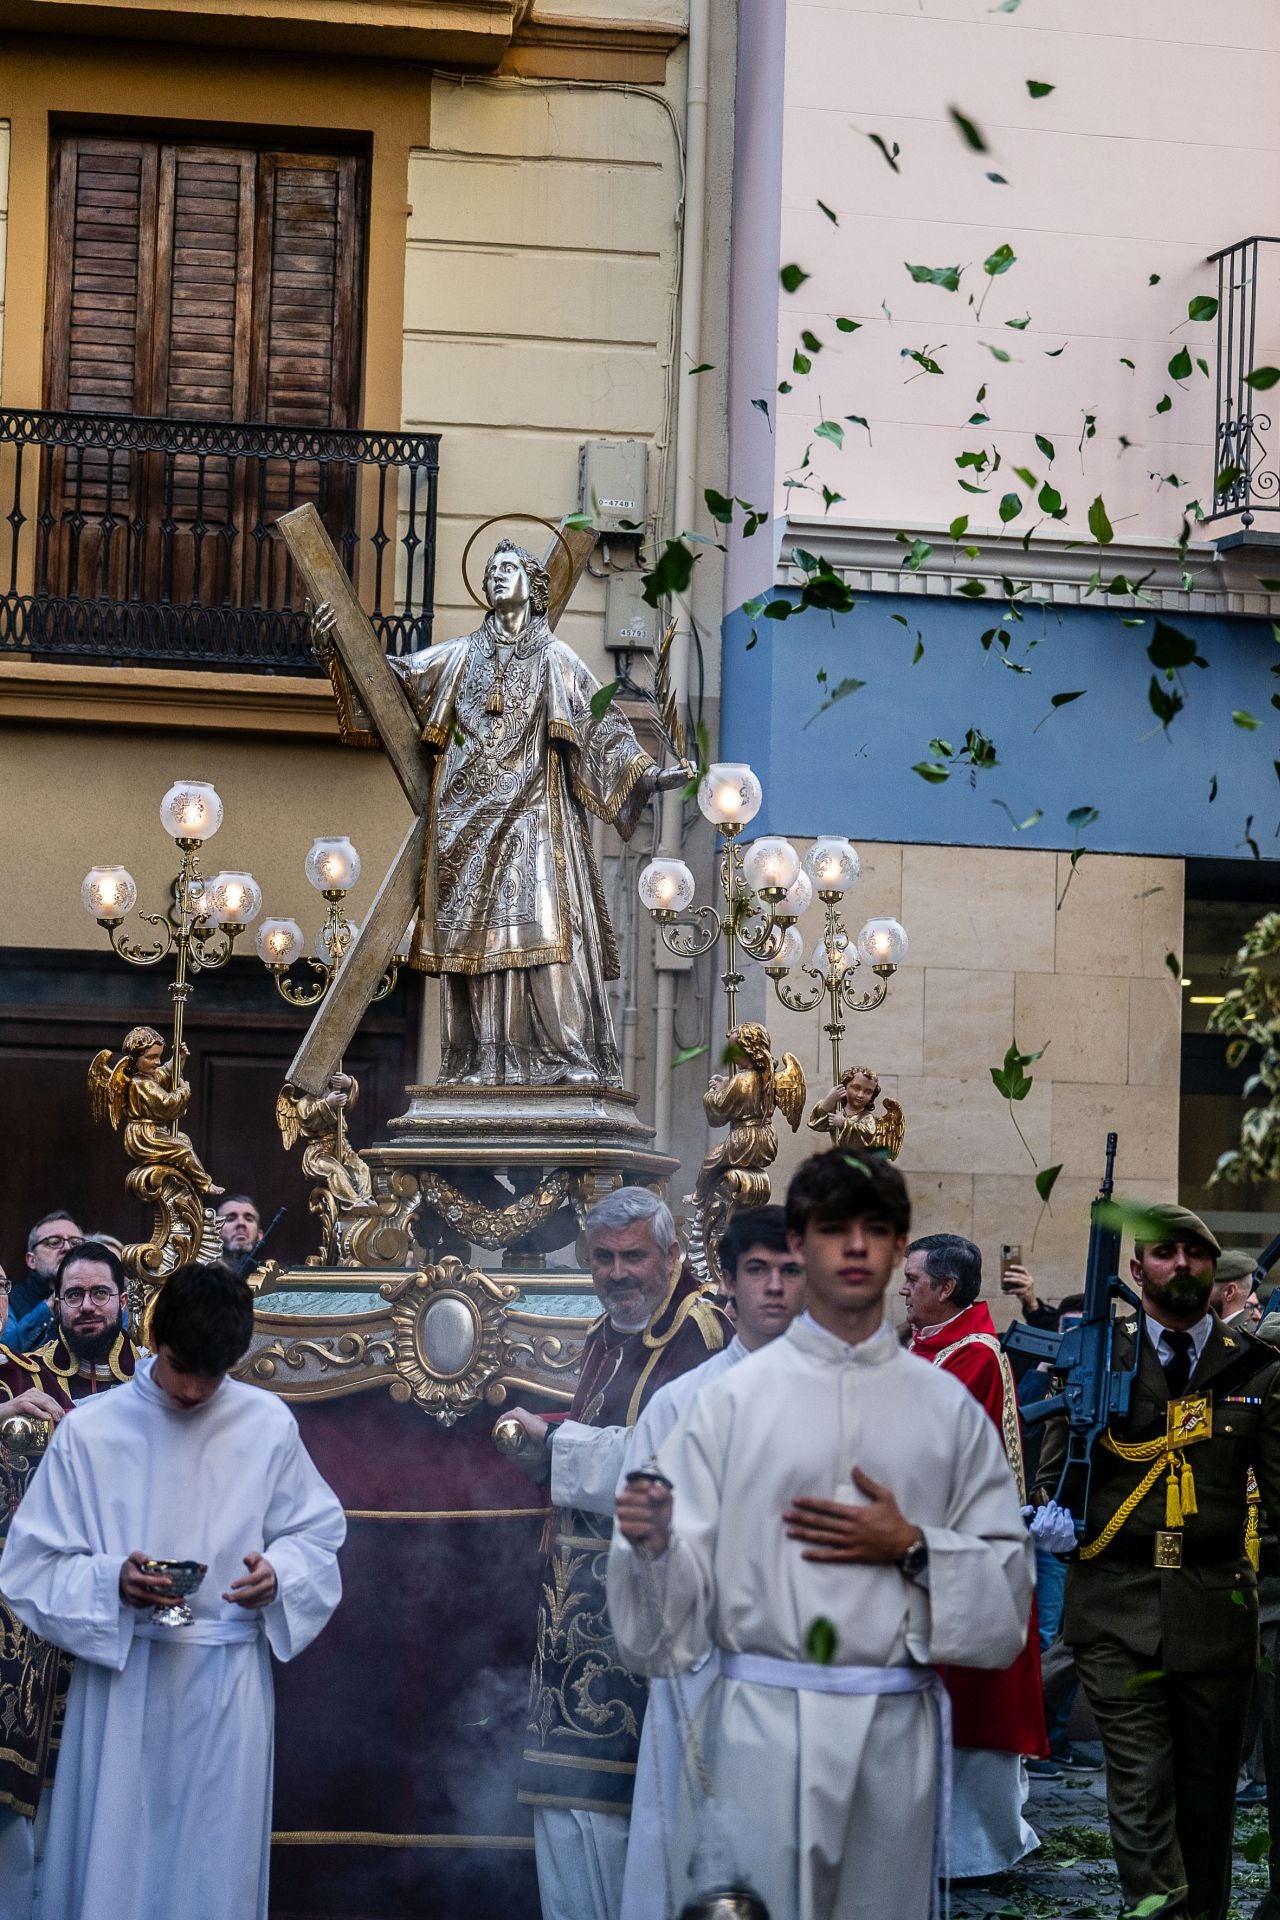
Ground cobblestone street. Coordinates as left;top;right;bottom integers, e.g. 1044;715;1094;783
951;1771;1271;1920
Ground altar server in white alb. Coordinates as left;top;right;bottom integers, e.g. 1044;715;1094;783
609;1151;1034;1920
617;1204;806;1920
0;1261;346;1920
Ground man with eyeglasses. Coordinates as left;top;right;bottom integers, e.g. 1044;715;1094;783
7;1213;85;1337
0;1241;139;1920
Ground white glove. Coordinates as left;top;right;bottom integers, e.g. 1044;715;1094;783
1022;1500;1078;1555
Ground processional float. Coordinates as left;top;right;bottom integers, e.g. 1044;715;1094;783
59;503;910;1917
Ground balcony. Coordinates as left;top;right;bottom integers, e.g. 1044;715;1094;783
0;409;439;673
0;0;527;66
1206;237;1280;543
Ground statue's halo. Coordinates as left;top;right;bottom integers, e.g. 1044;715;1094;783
460;513;577;612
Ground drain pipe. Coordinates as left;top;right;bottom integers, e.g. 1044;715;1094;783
653;0;710;1155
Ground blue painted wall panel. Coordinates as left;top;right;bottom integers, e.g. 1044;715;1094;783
721;593;1280;860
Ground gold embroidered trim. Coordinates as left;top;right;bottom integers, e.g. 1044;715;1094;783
326;653;381;751
521;1749;636;1774
927;1331;1026;1503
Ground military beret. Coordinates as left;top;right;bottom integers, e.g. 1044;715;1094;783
1214;1249;1259;1287
1133;1203;1222;1258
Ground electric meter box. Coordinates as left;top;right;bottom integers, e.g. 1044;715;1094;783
605;567;661;654
578;439;648;535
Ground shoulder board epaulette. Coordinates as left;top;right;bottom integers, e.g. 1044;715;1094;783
1215;1338;1280;1394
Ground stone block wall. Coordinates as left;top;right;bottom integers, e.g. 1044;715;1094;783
755;843;1184;1321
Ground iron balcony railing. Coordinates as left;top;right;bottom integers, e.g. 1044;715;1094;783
1207;237;1280;526
0;409;440;670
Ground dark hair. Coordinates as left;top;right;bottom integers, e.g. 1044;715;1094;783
718;1206;790;1282
150;1262;254;1376
907;1234;982;1309
55;1240;125;1296
1058;1292;1086;1322
786;1151;911;1240
28;1209;81;1252
217;1195;259;1214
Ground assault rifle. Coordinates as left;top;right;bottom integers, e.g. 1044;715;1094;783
1000;1132;1145;1523
1252;1233;1280;1324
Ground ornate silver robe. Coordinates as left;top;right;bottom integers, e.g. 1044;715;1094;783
392;615;657;1086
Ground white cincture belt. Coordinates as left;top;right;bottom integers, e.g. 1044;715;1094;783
135;1619;260;1645
721;1652;935;1695
719;1653;952;1920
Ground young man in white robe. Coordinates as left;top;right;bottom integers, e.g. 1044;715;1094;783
608;1151;1034;1920
0;1261;345;1920
617;1205;807;1920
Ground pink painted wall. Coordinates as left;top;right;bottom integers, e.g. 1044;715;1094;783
771;0;1280;542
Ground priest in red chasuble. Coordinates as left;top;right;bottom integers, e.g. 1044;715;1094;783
500;1187;729;1920
903;1233;1047;1878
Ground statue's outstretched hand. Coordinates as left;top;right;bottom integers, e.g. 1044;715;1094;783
308;600;338;658
653;762;694;794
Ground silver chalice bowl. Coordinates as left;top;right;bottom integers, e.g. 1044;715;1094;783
142;1559;208;1629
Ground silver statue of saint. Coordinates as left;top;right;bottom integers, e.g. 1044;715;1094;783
316;541;685;1088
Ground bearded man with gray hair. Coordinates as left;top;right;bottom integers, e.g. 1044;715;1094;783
503;1186;729;1920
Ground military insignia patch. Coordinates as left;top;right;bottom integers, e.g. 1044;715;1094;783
1166;1394;1212;1447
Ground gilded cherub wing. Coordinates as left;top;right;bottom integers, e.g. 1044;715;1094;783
87;1050;128;1130
275;1088;301;1153
774;1053;807;1132
873;1097;906;1160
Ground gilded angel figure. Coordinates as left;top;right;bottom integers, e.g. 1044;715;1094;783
88;1027;223;1196
807;1064;905;1160
688;1022;806;1285
275;1072;374;1255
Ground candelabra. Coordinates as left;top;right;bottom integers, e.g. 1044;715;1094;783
255;836;404;1009
636;772;908;1080
81;779;262;1072
764;838;908;1084
637;763;812;1030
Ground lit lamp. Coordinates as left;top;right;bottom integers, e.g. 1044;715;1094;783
804;836;861;897
637;858;696;920
259;837;398;1010
81;866;137;923
79;780;257;1078
857;918;909;973
698;763;763;831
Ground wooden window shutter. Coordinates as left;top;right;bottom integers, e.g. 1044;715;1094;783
150;145;255;423
251;152;362;430
45;137;158;416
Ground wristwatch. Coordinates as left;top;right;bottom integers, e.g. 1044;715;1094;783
899;1534;929;1580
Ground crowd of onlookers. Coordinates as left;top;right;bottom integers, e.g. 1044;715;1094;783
0;1199;265;1354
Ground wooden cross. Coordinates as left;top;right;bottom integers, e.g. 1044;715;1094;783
275;504;598;1095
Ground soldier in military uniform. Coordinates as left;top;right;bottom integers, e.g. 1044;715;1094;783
500;1187;728;1920
0;1241;139;1920
1037;1204;1280;1920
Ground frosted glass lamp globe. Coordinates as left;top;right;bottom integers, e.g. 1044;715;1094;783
776;869;813;921
811;931;854;981
160;780;223;843
208;871;262;926
857;917;909;969
803;837;860;896
81;866;137;922
766;924;805;975
256;918;305;968
697;763;762;828
742;836;801;899
306;836;361;894
638;858;696;914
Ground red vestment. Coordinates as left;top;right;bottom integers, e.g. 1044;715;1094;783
911;1301;1048;1757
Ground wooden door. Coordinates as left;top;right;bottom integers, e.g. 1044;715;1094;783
42;134;365;614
